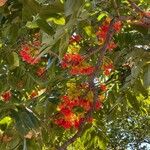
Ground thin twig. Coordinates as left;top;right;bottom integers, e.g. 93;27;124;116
127;0;150;19
127;0;144;14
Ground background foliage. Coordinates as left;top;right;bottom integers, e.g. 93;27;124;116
0;0;150;150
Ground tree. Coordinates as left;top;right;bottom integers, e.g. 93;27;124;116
0;0;150;149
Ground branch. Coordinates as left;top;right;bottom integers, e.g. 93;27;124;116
57;18;117;150
127;0;150;19
127;0;144;14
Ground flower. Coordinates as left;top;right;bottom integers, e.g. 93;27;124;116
95;101;102;110
61;54;84;68
113;21;122;32
74;118;84;129
103;63;113;76
96;18;122;51
30;91;38;99
54;119;72;129
100;84;107;92
1;91;12;102
107;42;117;51
19;44;40;65
70;66;95;75
96;25;109;40
80;66;95;75
69;34;82;44
98;94;105;102
54;95;94;129
60;108;72;117
36;67;46;76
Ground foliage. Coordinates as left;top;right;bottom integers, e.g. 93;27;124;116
0;0;150;149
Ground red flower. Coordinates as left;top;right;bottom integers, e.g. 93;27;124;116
80;66;95;75
70;66;95;75
113;21;122;32
60;108;72;117
74;118;84;129
30;91;38;99
1;91;12;102
100;84;107;92
55;95;98;129
62;95;70;102
61;61;68;68
97;25;109;40
61;120;72;129
19;44;40;65
80;99;91;111
70;67;80;75
95;101;102;110
55;119;72;129
61;54;84;68
107;41;117;51
69;34;82;44
103;63;113;76
87;117;94;123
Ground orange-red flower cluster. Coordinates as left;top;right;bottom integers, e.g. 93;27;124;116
103;63;114;76
100;84;107;92
96;18;122;51
54;96;102;129
61;54;95;75
61;54;84;68
19;44;40;65
19;33;41;65
70;66;95;75
1;91;12;102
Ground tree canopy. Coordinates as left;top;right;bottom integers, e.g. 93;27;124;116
0;0;150;150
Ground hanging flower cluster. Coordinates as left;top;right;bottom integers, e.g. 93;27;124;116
54;95;102;129
54;81;102;129
19;33;41;65
96;18;122;51
61;34;95;75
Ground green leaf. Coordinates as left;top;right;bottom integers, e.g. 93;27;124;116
36;19;55;35
0;116;12;126
7;52;19;70
97;13;108;21
9;24;19;44
21;0;41;21
47;17;66;25
26;21;39;29
126;91;140;112
83;25;95;37
134;79;148;97
64;0;84;16
39;1;64;19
